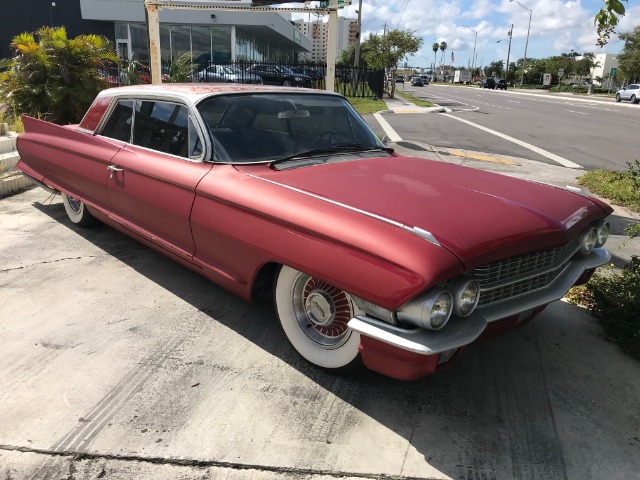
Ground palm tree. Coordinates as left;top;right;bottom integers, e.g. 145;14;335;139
432;42;439;69
0;26;118;124
439;41;447;65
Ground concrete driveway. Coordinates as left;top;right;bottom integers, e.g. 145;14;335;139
1;187;639;480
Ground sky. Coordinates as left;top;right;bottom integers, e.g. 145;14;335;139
285;0;639;70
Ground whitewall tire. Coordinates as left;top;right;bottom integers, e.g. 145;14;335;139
61;193;96;227
274;265;362;370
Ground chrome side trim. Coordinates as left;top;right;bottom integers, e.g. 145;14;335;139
348;247;610;355
21;173;58;194
246;174;441;247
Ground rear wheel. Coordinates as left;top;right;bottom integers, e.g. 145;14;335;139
61;193;97;227
274;265;362;370
283;79;292;87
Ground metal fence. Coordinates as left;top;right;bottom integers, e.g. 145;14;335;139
101;61;385;99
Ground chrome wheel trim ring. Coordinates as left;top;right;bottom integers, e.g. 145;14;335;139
291;273;353;349
67;196;82;214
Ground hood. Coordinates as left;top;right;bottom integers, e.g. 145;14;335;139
238;155;610;268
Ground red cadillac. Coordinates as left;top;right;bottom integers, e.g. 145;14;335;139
16;84;612;380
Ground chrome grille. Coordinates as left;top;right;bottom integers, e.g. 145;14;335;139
470;237;580;308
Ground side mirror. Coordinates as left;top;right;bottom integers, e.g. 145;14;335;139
381;135;390;145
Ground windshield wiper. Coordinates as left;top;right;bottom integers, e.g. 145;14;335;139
270;144;393;166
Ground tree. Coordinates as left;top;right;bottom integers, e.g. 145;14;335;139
617;25;640;83
486;60;504;78
0;26;118;124
594;0;627;47
361;29;422;97
439;41;447;65
432;42;439;69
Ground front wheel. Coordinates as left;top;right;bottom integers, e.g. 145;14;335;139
274;266;362;370
615;93;621;102
283;79;292;87
61;193;97;227
632;95;638;104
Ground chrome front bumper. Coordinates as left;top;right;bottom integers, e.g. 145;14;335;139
348;248;610;355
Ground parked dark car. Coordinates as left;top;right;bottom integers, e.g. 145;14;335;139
410;76;424;87
198;65;262;84
290;67;323;81
496;79;508;90
480;78;496;89
246;65;312;87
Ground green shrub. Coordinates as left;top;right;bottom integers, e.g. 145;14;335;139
586;257;640;360
0;26;118;124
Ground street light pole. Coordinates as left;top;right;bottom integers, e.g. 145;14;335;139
351;0;363;96
510;0;532;88
461;25;477;74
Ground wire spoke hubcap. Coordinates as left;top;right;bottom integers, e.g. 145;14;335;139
292;275;354;349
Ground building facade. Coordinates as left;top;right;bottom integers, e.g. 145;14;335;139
293;16;356;64
0;0;311;65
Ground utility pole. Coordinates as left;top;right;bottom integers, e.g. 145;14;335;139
506;24;513;82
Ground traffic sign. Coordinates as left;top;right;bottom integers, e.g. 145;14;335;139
610;67;617;79
558;68;564;76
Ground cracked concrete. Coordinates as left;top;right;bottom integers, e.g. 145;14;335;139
1;184;639;480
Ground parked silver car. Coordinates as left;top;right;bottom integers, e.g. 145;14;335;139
198;65;262;84
615;84;640;103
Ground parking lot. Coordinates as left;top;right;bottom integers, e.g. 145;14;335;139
1;187;639;479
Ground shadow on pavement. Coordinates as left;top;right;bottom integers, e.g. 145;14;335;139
28;198;628;480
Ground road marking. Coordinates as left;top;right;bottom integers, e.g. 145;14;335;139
564;110;588;115
442;113;582;169
508;100;521;104
448;150;519;165
373;112;403;142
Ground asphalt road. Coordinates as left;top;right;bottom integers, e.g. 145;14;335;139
1;182;639;478
388;84;638;171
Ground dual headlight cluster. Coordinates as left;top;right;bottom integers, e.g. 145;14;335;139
578;219;610;256
396;219;610;332
396;278;481;331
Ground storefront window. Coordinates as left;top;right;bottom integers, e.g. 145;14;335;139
130;23;149;62
191;26;210;68
171;25;191;63
211;26;232;63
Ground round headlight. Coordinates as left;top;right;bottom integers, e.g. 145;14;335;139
429;292;453;330
450;279;480;317
579;228;598;255
595;221;610;247
396;289;453;330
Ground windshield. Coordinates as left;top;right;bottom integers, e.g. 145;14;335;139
197;93;386;164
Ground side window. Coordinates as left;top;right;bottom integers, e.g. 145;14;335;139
132;100;201;158
101;100;133;142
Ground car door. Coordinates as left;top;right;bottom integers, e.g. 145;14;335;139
101;98;212;257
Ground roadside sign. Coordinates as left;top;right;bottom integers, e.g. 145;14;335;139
558;68;564;76
320;0;351;7
610;67;617;79
543;73;552;86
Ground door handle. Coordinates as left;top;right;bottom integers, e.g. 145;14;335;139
108;165;124;179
